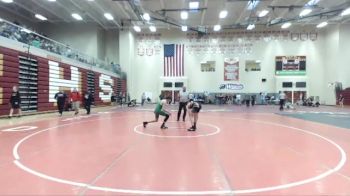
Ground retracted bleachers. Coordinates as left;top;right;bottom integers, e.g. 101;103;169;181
37;57;52;112
121;79;127;95
339;88;350;106
0;46;125;117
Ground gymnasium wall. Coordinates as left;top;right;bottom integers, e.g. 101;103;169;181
39;24;120;63
40;24;100;60
318;24;350;105
121;23;350;105
122;28;326;103
0;45;126;116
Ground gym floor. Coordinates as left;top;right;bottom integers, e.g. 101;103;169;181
0;104;349;195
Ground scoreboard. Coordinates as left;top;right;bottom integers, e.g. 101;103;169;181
276;56;306;76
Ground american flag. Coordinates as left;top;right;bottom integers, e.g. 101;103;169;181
164;44;184;77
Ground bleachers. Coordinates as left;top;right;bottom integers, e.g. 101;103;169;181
339;88;350;105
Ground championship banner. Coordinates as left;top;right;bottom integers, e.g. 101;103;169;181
275;56;306;76
224;58;239;81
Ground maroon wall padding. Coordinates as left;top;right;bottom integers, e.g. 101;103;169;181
339;89;350;106
0;47;18;57
122;79;127;93
94;73;102;105
0;46;121;116
60;63;72;80
79;68;88;93
113;78;118;96
37;57;50;112
0;47;19;116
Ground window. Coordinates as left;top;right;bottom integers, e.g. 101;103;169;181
282;82;293;88
296;82;306;88
163;82;172;88
175;82;184;88
201;61;216;72
245;60;261;71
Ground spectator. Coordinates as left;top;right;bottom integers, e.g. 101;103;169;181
54;90;67;117
70;88;81;115
8;85;22;118
83;90;93;115
111;93;117;106
236;94;241;105
245;94;251;107
279;91;286;111
251;95;256;106
141;92;146;106
339;94;344;108
31;36;41;48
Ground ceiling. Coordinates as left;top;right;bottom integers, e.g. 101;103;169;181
0;0;350;31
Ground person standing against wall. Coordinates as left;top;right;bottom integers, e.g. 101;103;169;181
141;92;146;106
111;92;116;106
251;95;256;106
54;90;67;117
8;85;22;118
70;88;81;115
245;94;251;107
339;94;344;108
177;86;189;122
279;91;286;111
83;90;93;115
236;94;241;105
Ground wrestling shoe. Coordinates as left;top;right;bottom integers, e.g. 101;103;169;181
143;122;148;128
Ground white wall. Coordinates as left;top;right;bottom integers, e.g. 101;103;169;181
122;24;350;105
39;24;120;64
40;23;100;59
119;30;135;95
316;23;350;105
337;24;350;88
124;28;330;103
105;30;119;64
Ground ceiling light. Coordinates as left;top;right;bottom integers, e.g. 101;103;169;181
0;18;3;22
316;21;328;28
219;10;228;19
87;0;94;1
35;14;47;21
133;26;141;32
341;8;350;16
104;13;114;20
258;10;269;17
181;11;188;20
213;25;221;31
143;13;151;21
72;13;83;21
189;1;199;9
300;9;312;17
181;26;188;32
47;0;56;2
247;0;259;10
281;22;291;29
247;24;255;30
1;0;13;3
149;26;156;32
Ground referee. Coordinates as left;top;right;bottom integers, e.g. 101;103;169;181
177;86;189;122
